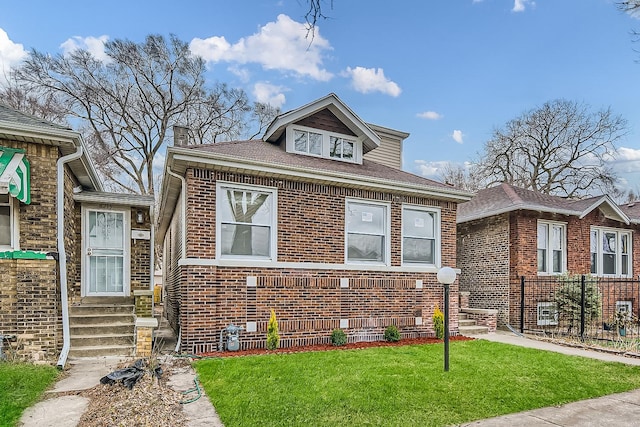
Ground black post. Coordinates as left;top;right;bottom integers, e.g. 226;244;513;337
580;275;586;340
520;276;525;333
444;283;450;372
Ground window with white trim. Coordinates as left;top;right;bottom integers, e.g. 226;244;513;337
286;125;362;164
0;194;14;248
616;300;632;314
402;206;439;265
537;221;566;274
217;183;276;259
346;200;389;264
590;227;632;277
537;302;558;326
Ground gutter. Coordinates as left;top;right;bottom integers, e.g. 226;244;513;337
166;166;186;352
56;146;84;368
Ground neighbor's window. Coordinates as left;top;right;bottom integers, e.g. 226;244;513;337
294;129;322;156
0;194;13;248
218;184;276;259
537;221;566;274
616;301;632;314
402;206;439;265
590;227;632;277
346;200;389;264
537;302;558;326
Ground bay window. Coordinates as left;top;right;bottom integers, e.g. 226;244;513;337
537;221;566;274
590;227;632;276
217;183;276;259
346;200;389;264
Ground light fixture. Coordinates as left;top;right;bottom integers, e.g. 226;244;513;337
136;210;145;224
437;266;457;372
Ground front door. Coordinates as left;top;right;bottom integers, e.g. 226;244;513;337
84;208;129;296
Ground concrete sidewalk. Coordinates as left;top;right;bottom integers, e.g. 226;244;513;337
461;331;640;426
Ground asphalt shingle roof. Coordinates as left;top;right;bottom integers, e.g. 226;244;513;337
0;103;70;131
184;139;457;191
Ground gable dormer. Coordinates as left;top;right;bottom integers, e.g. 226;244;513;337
263;93;381;165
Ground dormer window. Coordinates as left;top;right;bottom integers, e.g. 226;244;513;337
330;136;354;160
294;129;322;156
286;125;362;164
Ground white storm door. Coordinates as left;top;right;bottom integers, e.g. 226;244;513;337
85;209;129;296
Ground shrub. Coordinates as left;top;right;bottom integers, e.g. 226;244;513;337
432;305;444;339
266;309;280;350
555;275;601;334
383;325;400;342
330;329;347;346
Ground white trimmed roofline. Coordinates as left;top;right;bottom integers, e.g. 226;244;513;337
578;196;630;225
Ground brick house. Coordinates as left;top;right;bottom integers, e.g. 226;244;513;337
457;182;640;327
0;104;154;365
157;93;472;354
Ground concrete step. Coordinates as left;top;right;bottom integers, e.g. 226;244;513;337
69;304;135;315
78;296;134;305
459;325;490;335
70;322;134;336
459;312;468;320
459;319;477;327
68;344;135;358
69;313;135;325
71;334;134;347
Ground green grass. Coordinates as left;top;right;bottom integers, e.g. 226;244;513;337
195;340;640;427
0;362;59;427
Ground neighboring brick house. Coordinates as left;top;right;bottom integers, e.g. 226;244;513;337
0;104;154;365
457;182;640;326
157;93;472;353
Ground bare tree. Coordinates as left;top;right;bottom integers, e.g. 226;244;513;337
476;99;627;198
618;1;640;17
438;162;483;193
13;34;277;195
303;0;333;39
0;76;69;125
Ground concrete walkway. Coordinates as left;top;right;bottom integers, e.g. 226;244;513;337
19;312;223;427
461;331;640;426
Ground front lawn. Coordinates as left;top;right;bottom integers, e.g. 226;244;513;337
195;340;640;426
0;362;59;427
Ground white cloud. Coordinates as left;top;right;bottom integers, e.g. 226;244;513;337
414;159;450;178
417;111;443;120
0;29;27;82
452;130;464;144
343;66;401;97
60;35;110;62
253;82;287;108
512;0;535;12
190;14;333;81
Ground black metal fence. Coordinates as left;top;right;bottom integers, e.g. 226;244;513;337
517;275;640;342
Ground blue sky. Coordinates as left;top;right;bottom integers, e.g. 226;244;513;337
1;1;640;192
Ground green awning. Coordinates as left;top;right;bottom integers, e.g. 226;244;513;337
0;146;30;204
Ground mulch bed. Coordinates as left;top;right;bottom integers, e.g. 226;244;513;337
206;335;474;358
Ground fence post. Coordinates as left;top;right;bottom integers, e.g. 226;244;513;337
520;276;525;333
580;275;586;340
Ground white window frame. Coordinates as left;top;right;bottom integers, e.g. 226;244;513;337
286;124;363;164
616;300;632;314
537;302;558;326
216;182;277;261
401;205;441;267
0;194;17;250
345;199;390;266
537;220;566;275
590;227;632;277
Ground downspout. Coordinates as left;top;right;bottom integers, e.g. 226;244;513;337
56;146;84;368
166;166;186;352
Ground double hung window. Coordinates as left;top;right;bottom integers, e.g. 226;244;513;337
218;184;276;259
590;227;632;276
346;200;389;264
537;221;566;274
402;206;439;265
0;194;12;248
